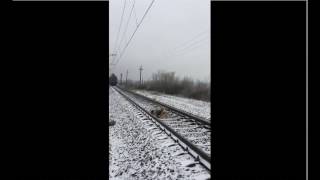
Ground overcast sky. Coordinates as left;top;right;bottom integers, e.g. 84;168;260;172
109;0;210;82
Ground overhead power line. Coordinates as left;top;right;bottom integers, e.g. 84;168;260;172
167;34;210;57
170;38;210;58
113;0;156;67
115;0;135;57
132;0;139;26
162;29;209;59
170;29;209;52
111;0;127;64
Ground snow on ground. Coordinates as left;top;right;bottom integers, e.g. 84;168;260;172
109;87;210;180
133;90;211;121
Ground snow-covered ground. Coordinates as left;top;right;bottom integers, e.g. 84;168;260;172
133;90;211;121
109;87;210;180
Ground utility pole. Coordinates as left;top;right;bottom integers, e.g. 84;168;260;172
126;70;128;86
139;65;143;86
120;73;123;85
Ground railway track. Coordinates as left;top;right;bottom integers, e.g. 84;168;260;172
113;86;212;171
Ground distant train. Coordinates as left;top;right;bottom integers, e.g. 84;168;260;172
109;73;118;86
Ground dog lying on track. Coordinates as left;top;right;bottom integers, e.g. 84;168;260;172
150;107;169;119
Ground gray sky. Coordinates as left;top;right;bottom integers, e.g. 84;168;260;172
109;0;210;82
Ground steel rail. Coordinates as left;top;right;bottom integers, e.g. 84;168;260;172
113;86;211;170
117;86;211;126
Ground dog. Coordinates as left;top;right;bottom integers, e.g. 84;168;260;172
150;107;168;119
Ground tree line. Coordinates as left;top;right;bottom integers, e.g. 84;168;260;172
121;71;210;102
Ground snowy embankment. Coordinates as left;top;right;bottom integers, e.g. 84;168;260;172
109;87;210;180
133;90;211;121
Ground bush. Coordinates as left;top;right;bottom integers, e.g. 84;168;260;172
124;70;210;102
